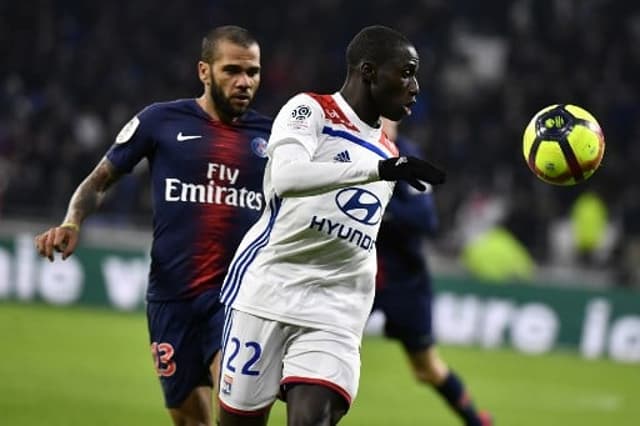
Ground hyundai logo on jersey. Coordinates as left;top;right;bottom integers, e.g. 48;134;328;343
335;187;383;225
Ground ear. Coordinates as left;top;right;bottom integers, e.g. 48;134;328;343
360;62;376;84
198;61;211;85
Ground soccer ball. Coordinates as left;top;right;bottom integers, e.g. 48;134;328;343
522;104;605;185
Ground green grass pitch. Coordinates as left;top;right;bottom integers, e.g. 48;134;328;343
1;302;638;425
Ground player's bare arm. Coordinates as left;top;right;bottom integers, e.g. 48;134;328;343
35;157;123;261
64;157;122;225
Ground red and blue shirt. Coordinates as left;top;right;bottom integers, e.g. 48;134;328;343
107;99;271;301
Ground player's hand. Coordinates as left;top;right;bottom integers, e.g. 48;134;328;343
378;156;446;191
34;223;80;261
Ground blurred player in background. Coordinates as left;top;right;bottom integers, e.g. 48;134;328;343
34;26;270;426
217;25;445;426
372;118;492;426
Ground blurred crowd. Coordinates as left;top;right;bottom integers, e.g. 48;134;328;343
1;0;639;287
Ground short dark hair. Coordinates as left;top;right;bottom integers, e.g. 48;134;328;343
201;25;258;63
346;25;411;69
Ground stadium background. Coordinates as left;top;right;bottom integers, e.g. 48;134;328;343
1;0;639;425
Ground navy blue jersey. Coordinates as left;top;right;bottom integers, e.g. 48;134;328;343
107;99;271;301
376;137;438;289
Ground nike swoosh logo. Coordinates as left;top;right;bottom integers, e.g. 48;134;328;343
177;132;202;141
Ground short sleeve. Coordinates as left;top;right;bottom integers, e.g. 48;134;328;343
266;93;324;157
106;104;157;173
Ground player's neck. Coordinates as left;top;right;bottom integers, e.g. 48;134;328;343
339;84;380;128
196;95;220;120
196;95;235;124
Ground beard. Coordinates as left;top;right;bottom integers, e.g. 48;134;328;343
209;74;250;121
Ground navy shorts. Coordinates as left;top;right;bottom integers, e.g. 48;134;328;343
147;288;225;408
373;273;434;352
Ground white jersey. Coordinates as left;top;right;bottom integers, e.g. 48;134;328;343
220;92;398;339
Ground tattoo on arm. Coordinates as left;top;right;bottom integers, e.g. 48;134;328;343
63;157;123;225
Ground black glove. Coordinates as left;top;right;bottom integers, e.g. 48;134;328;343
378;156;446;191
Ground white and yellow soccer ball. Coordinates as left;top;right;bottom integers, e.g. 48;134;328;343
522;104;605;185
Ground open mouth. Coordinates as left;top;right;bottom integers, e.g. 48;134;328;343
403;101;416;116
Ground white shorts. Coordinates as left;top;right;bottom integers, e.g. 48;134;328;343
218;308;361;414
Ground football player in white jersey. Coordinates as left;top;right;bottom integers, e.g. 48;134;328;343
218;25;445;426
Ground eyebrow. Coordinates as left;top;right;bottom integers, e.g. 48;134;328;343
221;64;261;73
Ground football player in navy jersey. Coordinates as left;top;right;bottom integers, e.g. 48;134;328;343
34;26;270;426
372;118;492;426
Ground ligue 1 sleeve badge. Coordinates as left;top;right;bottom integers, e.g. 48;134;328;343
290;104;312;120
287;104;313;131
251;137;268;158
115;116;140;144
